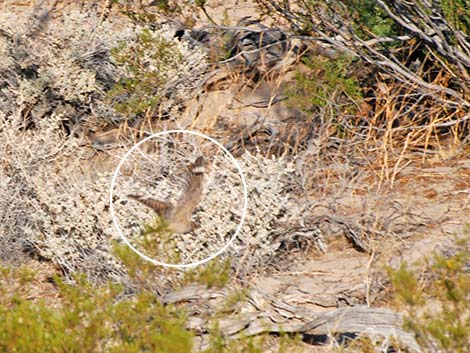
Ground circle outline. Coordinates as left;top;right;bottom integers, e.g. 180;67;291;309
109;129;248;268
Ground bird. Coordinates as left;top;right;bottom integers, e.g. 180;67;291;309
128;156;206;234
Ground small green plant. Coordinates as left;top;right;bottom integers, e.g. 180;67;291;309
203;332;302;353
0;266;36;301
349;0;397;39
440;0;470;35
112;216;182;287
285;54;362;120
181;258;231;289
387;236;470;353
133;216;183;265
203;330;270;353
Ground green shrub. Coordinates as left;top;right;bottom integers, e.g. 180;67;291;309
132;217;183;265
440;0;470;34
387;236;470;352
0;267;193;353
181;258;231;289
349;0;397;39
285;54;362;119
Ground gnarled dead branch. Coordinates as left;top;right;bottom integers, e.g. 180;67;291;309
163;284;422;352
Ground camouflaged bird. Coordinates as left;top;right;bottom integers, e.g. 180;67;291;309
128;156;206;234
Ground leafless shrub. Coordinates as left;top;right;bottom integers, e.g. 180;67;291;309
0;7;130;132
0;103;298;280
110;132;295;272
0;111;126;279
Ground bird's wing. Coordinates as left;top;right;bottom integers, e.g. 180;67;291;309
172;156;206;222
128;194;173;218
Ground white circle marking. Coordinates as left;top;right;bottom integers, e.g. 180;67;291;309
109;129;248;268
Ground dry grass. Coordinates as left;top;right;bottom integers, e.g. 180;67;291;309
361;67;470;188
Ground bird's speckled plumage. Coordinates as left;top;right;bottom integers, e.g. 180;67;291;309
129;156;206;233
